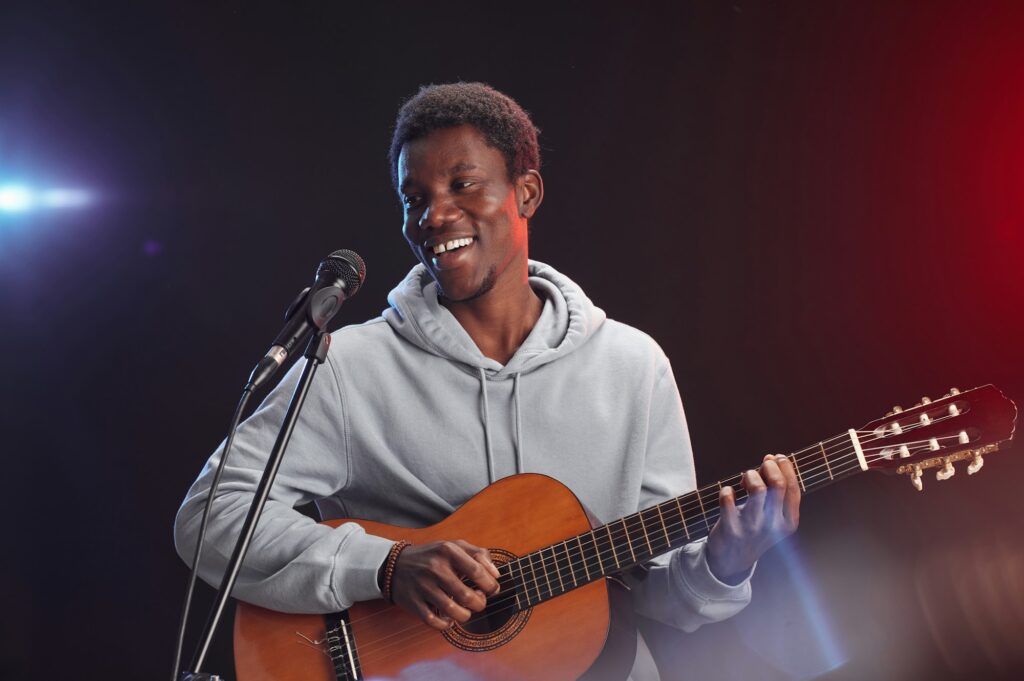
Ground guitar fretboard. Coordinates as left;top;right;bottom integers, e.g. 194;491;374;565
500;430;866;610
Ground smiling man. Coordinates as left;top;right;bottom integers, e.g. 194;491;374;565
176;82;801;679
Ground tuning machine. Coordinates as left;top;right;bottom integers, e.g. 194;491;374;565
967;452;985;475
910;465;923;491
935;459;955;481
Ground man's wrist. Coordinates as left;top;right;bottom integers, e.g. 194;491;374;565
708;560;752;586
706;546;754;586
379;540;412;603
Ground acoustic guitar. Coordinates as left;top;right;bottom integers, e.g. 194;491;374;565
234;385;1016;680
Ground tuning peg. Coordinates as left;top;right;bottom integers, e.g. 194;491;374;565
936;460;955;481
887;405;904;417
947;387;961;396
910;466;923;491
967;452;985;475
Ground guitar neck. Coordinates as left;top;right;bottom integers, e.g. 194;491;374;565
503;428;866;608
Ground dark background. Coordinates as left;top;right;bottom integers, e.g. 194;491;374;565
2;2;1022;679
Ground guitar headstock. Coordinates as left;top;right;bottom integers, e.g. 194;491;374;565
861;385;1017;490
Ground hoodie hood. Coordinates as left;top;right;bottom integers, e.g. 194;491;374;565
384;259;606;378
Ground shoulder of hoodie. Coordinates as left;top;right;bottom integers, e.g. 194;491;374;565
588;317;673;376
324;315;395;354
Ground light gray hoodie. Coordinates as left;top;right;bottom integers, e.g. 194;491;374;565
174;260;751;641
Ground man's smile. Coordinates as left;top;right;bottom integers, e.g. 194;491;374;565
426;236;477;269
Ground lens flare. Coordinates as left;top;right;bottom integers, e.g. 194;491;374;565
0;185;34;212
0;184;93;214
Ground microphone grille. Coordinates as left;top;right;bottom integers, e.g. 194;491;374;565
319;249;367;294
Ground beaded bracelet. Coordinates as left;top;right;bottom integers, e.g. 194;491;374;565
381;540;411;603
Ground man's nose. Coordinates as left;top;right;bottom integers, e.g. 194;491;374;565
419;196;461;229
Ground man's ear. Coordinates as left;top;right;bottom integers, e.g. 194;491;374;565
516;170;544;219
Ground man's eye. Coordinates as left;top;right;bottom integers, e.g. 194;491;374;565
453;181;474;190
403;195;421;208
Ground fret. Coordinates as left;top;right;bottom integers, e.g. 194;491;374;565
518;556;532;605
675;496;690;540
550;546;565;593
695;490;711;535
655;503;672;549
819;441;833;480
510;565;523;610
790;453;806;491
606;524;620;569
576;535;591;580
621;518;637;563
526;553;542;603
590;530;605;574
561;540;577;587
537;550;553;597
637;508;653;555
509;560;528;608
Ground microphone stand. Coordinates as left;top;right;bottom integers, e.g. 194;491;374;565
181;329;333;679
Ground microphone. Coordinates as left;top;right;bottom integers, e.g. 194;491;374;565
247;249;366;390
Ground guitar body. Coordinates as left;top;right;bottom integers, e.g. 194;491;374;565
235;473;637;680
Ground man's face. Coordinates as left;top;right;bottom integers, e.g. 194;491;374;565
398;125;532;303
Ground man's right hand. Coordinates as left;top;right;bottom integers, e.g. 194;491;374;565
389;540;501;631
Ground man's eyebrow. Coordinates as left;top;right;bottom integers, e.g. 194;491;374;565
399;163;480;193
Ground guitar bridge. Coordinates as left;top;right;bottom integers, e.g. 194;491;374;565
324;610;361;680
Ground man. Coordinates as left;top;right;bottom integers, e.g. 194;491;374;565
175;82;801;678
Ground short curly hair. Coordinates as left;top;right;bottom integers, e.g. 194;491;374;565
388;82;541;190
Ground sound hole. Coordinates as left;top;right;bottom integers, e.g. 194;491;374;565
443;548;531;652
461;598;516;635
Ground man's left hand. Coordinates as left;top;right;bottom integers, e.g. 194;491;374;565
706;454;801;584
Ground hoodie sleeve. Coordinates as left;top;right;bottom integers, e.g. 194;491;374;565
623;358;754;631
173;351;394;614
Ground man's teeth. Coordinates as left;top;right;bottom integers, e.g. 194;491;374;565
431;237;473;255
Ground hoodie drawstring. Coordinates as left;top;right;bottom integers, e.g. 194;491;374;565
478;368;496;484
478;368;525;482
513;372;524;474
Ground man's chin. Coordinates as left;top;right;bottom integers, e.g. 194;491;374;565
437;266;497;304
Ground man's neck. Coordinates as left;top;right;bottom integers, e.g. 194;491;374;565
442;271;543;366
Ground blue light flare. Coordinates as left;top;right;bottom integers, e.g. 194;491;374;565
0;185;34;212
735;535;848;680
0;183;94;214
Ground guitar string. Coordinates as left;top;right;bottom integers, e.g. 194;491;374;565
349;450;893;666
343;435;967;663
353;440;957;668
336;419;964;650
335;429;858;634
337;421;965;646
